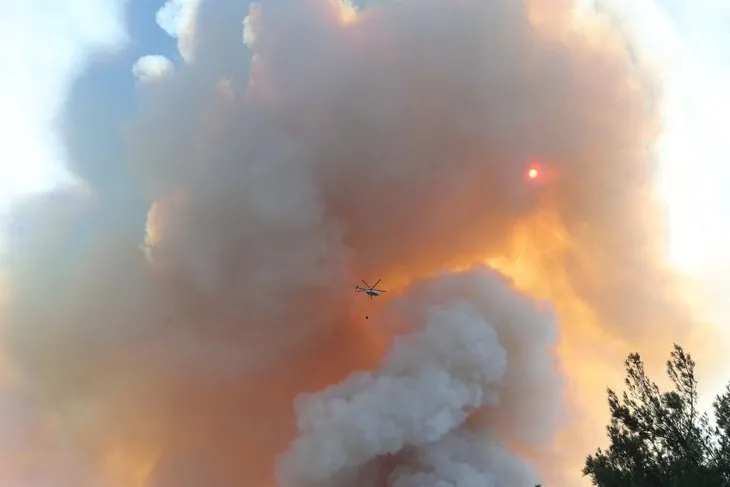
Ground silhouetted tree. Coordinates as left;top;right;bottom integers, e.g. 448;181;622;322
584;344;730;486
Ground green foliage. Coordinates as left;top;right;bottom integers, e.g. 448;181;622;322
584;344;730;487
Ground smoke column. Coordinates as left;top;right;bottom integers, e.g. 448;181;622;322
277;271;562;487
0;0;720;486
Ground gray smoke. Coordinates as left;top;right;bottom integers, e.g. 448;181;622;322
277;269;562;487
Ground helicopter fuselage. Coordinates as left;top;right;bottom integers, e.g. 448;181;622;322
356;281;385;300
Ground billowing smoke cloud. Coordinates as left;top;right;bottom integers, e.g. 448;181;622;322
277;271;561;487
0;0;718;486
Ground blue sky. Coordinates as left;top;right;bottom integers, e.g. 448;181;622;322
61;0;177;200
0;0;180;241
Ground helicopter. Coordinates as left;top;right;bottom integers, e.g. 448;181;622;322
355;279;386;299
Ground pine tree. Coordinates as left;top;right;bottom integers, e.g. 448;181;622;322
584;344;730;486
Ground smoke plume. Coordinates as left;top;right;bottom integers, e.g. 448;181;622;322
277;271;561;487
0;0;719;486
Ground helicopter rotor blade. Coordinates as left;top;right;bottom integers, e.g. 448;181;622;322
361;280;371;289
372;279;381;288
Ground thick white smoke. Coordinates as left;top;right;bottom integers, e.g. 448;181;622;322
278;269;562;487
